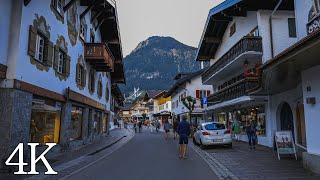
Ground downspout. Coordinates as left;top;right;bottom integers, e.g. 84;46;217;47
269;0;283;58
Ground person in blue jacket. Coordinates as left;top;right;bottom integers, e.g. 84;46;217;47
178;116;191;159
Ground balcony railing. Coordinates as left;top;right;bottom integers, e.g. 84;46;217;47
202;36;262;82
84;43;114;72
307;14;320;35
208;77;260;105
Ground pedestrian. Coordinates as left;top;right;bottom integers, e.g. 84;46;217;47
164;120;171;140
156;120;160;132
138;121;142;133
246;120;257;150
173;119;179;139
232;117;241;141
178;116;191;159
150;121;154;133
133;120;137;133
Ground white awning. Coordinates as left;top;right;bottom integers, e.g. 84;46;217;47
205;96;268;111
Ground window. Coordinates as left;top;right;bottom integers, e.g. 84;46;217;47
30;98;61;145
35;35;45;62
288;18;297;38
205;123;226;130
52;0;63;15
196;90;210;99
247;26;259;37
70;106;83;141
89;69;95;92
313;0;320;14
78;66;83;83
80;19;87;42
97;76;103;99
58;50;64;73
230;22;236;37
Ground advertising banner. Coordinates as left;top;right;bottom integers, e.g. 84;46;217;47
274;131;297;160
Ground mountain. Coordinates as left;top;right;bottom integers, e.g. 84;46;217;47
120;36;203;96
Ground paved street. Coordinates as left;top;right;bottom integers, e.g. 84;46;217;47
66;127;218;180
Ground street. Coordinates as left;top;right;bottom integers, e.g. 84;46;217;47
67;127;218;180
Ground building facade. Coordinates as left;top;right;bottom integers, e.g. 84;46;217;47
165;69;213;125
0;0;125;170
197;0;320;173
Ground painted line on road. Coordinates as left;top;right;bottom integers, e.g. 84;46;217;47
58;129;135;180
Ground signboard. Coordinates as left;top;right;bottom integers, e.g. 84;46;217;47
274;131;297;160
203;97;207;105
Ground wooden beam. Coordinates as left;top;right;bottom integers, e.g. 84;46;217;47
106;39;120;44
24;0;31;6
63;0;77;12
198;55;214;60
204;37;222;43
95;18;105;31
80;1;95;19
91;10;103;23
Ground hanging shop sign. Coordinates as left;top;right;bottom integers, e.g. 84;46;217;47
274;131;297;160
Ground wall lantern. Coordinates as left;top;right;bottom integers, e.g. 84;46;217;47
243;60;249;67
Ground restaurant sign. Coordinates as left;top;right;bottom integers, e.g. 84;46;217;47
274;131;297;160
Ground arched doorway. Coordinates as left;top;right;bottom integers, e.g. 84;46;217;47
280;102;295;138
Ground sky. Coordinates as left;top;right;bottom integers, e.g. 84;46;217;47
116;0;223;57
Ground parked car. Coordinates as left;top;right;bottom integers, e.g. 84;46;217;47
193;122;232;149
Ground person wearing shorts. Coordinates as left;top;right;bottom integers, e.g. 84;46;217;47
178;117;191;159
164;120;171;140
173;120;179;139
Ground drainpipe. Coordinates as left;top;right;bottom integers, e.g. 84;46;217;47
269;0;283;58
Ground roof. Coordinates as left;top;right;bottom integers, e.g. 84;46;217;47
164;68;208;97
111;84;124;103
174;72;193;80
121;103;135;110
196;0;294;61
144;90;163;100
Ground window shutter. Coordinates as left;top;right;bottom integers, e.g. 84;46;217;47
53;45;59;70
65;55;71;76
44;40;54;67
88;70;91;90
207;90;210;97
28;25;37;57
76;64;80;84
196;90;200;99
82;68;86;86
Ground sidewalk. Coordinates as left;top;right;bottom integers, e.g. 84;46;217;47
0;127;133;180
191;140;320;180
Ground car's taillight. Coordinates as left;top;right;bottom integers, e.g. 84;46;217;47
224;130;231;134
202;132;210;136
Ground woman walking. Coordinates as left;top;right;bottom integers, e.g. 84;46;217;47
232;118;241;141
164;120;171;140
246;120;257;150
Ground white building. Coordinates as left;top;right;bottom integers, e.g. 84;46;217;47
196;0;320;174
0;0;125;170
165;69;213;125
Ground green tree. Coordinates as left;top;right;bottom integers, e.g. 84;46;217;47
181;96;196;122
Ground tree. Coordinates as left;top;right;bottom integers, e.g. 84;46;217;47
181;96;196;122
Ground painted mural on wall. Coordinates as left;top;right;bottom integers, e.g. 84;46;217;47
67;2;78;46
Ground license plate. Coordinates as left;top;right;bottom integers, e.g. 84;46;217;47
213;139;223;142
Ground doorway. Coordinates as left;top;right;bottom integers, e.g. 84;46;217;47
280;102;295;139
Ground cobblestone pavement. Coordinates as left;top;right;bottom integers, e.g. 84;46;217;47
190;140;320;180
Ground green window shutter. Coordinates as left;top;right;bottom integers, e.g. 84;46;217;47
76;64;80;84
65;55;71;76
28;25;37;57
53;45;59;70
88;70;92;90
44;40;54;67
82;68;87;86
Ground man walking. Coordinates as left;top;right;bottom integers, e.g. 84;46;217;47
138;121;142;133
178;117;191;159
173;119;179;139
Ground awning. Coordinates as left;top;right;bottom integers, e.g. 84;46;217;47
205;95;267;111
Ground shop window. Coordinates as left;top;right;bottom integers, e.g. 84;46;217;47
103;115;108;133
30;98;61;145
70;106;83;141
106;82;110;102
94;111;101;134
288;18;297;38
237;106;265;135
230;22;236;37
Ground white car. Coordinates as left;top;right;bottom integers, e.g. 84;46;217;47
193;122;232;149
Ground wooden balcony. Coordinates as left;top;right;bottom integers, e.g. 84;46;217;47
84;43;114;72
208;77;260;105
202;36;262;83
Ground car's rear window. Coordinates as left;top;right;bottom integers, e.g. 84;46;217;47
204;123;225;130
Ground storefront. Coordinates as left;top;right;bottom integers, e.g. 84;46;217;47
30;96;61;145
70;105;83;141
